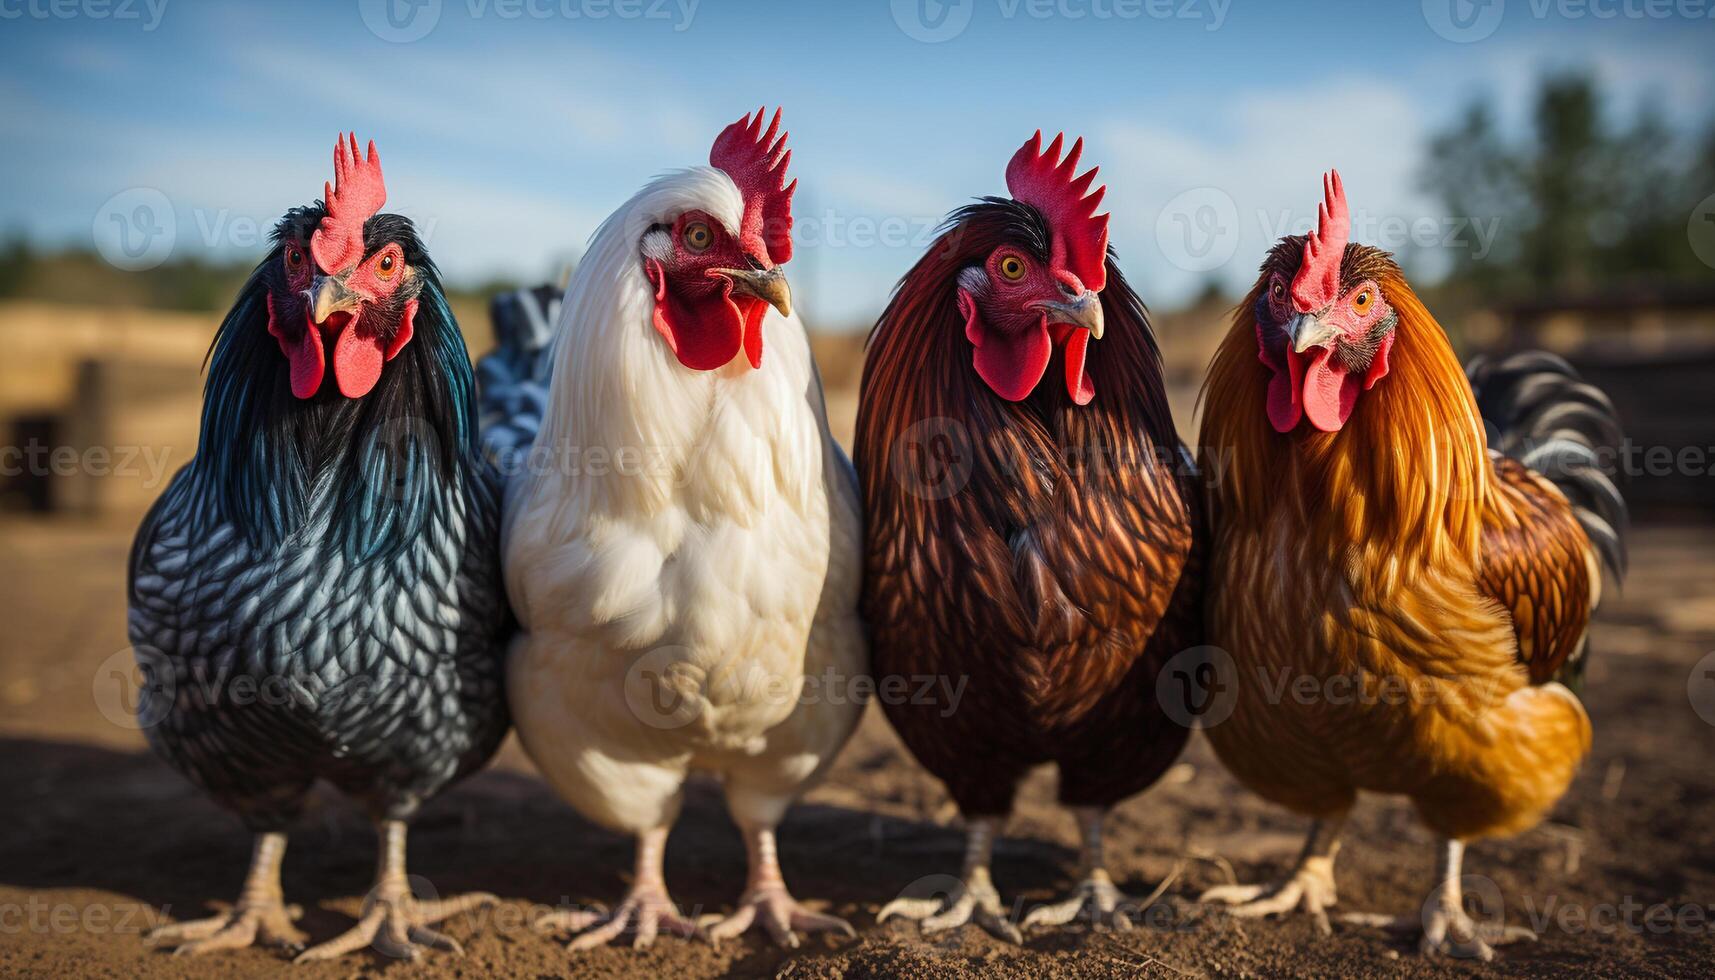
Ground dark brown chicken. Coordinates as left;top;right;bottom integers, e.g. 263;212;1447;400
856;133;1202;938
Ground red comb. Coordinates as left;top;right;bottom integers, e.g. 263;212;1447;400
710;107;796;267
1005;131;1109;292
310;133;386;273
1290;169;1349;313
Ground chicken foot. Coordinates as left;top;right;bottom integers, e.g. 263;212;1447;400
146;832;307;956
704;821;855;947
294;820;496;962
1199;812;1346;934
877;816;1023;943
535;825;701;950
1339;837;1536;960
1023;807;1146;932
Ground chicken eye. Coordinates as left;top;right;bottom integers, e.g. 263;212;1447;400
998;255;1026;281
1352;288;1372;314
377;252;397;279
683;222;713;253
285;246;304;270
1270;280;1285;304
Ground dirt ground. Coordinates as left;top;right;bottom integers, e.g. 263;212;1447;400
2;517;1713;979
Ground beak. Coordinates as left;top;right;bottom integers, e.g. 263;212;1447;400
1034;289;1105;340
308;273;361;325
1289;313;1339;354
715;266;792;318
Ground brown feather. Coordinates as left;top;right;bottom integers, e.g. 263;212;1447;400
1198;247;1596;840
856;205;1202;816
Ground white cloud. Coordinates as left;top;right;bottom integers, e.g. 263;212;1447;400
1099;78;1433;305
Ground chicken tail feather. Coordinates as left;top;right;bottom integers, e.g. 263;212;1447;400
1468;351;1628;587
476;283;563;475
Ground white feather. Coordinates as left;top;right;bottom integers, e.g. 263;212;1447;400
502;167;867;834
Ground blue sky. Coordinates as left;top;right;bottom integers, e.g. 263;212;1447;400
1;0;1710;326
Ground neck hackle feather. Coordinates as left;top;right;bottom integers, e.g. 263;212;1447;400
196;219;477;563
1201;257;1489;573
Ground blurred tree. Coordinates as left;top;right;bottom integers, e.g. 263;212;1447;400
1424;71;1715;294
0;236;35;298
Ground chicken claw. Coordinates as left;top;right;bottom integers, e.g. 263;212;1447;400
294;891;493;962
1200;815;1345;934
294;821;496;962
704;884;855;948
1339;837;1535;961
1023;870;1141;932
537;885;702;951
1340;906;1536;961
148;901;307;956
1024;808;1159;933
1200;858;1340;935
878;865;1023;944
147;831;307;956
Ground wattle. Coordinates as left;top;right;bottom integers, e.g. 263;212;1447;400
645;258;753;371
267;293;325;399
266;294;416;399
962;293;1093;404
1266;347;1360;433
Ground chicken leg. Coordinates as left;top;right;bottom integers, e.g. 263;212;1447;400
535;825;701;950
294;820;496;962
1339;837;1536;960
146;832;306;955
1199;812;1346;934
877;816;1023;943
1023;807;1144;931
704;821;855;947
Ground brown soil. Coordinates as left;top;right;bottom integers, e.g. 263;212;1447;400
1;518;1712;978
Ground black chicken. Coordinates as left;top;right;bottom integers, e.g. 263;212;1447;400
128;135;510;961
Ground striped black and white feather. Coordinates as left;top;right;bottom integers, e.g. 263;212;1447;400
127;219;510;831
476;283;561;474
1468;350;1628;579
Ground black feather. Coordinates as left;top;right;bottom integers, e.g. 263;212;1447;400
1468;350;1629;578
128;208;510;832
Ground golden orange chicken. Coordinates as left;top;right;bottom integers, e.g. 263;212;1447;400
1195;171;1626;959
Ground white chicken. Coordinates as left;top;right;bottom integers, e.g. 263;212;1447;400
501;108;867;950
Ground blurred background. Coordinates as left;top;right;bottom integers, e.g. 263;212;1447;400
2;5;1714;976
1;0;1712;521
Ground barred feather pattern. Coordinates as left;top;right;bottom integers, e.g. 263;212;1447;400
1468;351;1628;582
477;284;562;474
856;201;1202;817
127;232;509;831
128;465;507;828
